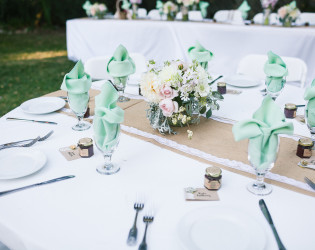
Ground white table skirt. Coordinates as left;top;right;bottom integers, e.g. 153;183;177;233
66;19;315;84
0;83;315;249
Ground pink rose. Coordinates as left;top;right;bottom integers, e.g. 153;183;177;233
159;99;179;117
278;7;287;19
159;85;178;99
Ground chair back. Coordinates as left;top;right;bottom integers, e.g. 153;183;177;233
148;9;161;20
214;10;244;25
237;54;307;87
253;13;263;24
129;53;147;75
138;8;147;18
189;11;203;21
85;56;111;80
297;12;315;25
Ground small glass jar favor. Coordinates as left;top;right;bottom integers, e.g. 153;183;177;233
217;82;226;95
204;166;222;190
296;138;313;158
284;103;297;119
78;138;94;158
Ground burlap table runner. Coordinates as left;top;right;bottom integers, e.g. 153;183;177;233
46;90;315;197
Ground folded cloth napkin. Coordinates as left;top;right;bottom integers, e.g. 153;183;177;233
93;82;124;151
199;1;209;19
264;51;288;93
61;60;91;113
107;44;136;85
233;96;293;170
304;79;315;127
238;0;251;20
122;0;131;10
156;0;163;10
82;0;92;16
188;41;213;70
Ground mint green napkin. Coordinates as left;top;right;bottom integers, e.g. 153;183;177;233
61;60;91;114
238;0;251;20
188;41;213;70
107;44;136;80
156;0;163;10
122;0;131;10
289;1;297;10
82;0;92;16
93;82;124;151
199;1;209;19
232;96;293;170
304;79;315;127
264;51;288;93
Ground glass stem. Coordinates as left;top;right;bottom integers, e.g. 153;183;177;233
255;172;266;189
104;154;112;170
77;115;83;127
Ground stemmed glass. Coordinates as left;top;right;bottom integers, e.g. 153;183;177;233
265;78;286;100
95;131;120;175
113;77;130;102
247;137;279;196
305;108;315;148
67;92;90;131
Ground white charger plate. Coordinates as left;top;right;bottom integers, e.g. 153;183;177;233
225;74;262;88
20;97;65;114
177;206;266;250
0;148;46;179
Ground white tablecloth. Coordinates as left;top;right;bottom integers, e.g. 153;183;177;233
0;81;315;249
66;19;315;84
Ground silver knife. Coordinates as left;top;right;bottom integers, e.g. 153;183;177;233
0;175;75;197
304;177;315;190
259;199;286;250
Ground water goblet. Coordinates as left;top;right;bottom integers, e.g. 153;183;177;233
247;137;279;196
113;76;130;102
95;131;120;175
67;92;90;131
266;78;286;100
305;108;315;148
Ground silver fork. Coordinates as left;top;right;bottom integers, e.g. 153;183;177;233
127;202;144;246
0;136;40;150
138;214;154;250
0;130;53;149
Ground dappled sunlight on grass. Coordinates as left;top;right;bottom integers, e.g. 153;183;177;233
2;50;68;61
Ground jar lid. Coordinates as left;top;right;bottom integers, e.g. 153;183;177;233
298;138;313;147
217;82;226;87
78;138;93;147
285;103;296;110
205;166;222;178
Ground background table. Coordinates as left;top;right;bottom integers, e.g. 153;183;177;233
0;82;315;249
67;19;315;84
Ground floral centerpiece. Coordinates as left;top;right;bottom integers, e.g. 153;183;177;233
163;1;178;21
177;0;199;21
277;1;300;27
260;0;278;25
140;60;223;138
83;1;108;19
130;0;142;19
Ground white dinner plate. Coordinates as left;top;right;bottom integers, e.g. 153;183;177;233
225;74;262;88
20;97;65;114
177;206;266;250
0;148;47;179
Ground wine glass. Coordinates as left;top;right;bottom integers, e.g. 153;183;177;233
67;92;90;131
95;131;120;175
113;76;130;102
247;136;279;196
305;108;315;148
266;78;286;100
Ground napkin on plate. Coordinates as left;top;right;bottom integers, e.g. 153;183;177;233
199;1;209;19
264;51;288;93
238;0;251;20
232;96;293;170
93;81;124;151
107;44;136;85
188;41;213;70
156;0;163;11
61;60;91;113
304;79;315;127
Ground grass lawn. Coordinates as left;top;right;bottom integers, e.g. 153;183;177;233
0;29;75;117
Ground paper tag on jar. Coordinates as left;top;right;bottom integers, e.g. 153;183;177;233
59;146;80;161
184;187;220;201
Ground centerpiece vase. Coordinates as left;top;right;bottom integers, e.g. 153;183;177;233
263;8;271;25
283;18;292;27
181;6;189;21
132;4;138;19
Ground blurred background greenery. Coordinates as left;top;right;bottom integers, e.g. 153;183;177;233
0;0;314;116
